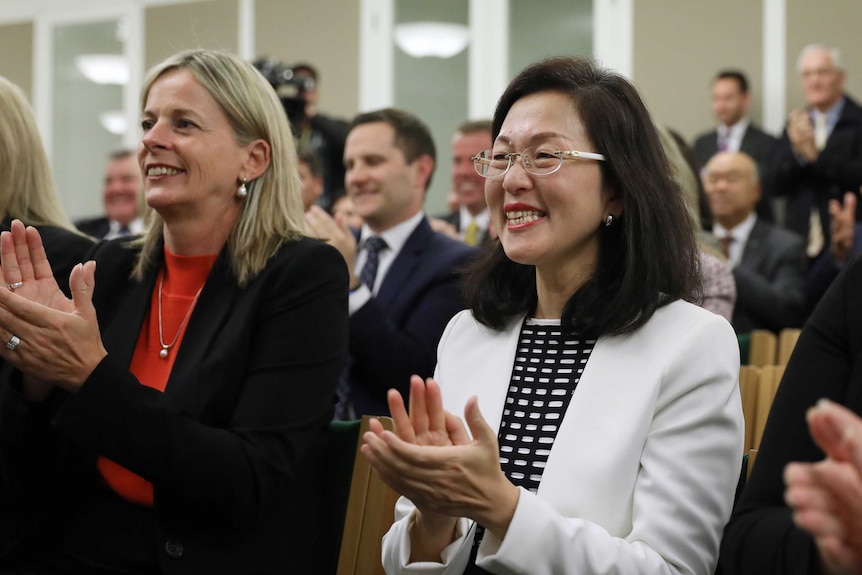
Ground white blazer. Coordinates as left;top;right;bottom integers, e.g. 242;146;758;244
382;300;744;575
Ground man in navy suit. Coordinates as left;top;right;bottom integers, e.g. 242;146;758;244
770;44;862;258
693;70;777;221
305;108;476;418
703;151;807;333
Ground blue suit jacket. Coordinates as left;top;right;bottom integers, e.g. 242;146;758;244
346;216;477;416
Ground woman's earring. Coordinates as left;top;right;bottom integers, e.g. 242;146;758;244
604;214;614;227
237;178;248;198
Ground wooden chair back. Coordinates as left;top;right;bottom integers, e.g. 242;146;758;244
777;328;802;366
748;329;778;366
336;416;399;575
738;364;785;476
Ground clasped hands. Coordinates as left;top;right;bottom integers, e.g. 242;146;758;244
0;220;106;397
785;399;862;575
788;108;820;163
360;375;520;559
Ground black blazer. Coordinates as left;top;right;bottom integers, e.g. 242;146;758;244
693;123;778;221
74;215;111;240
769;94;862;243
346;217;477;416
731;218;807;333
0;236;348;574
719;255;862;574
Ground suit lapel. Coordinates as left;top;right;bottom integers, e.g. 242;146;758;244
375;217;432;309
740;219;768;271
163;254;237;394
101;272;155;368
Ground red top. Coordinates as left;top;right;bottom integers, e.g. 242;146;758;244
97;247;218;506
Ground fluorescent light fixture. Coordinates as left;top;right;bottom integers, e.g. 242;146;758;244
99;111;127;135
75;54;129;85
394;22;470;59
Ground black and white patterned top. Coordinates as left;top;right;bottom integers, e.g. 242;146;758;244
464;318;597;574
498;318;596;493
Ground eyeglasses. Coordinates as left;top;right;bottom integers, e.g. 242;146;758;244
471;145;606;179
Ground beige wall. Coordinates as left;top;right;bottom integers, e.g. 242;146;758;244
634;0;862;146
633;0;764;144
785;0;862;113
0;22;33;101
256;0;359;120
145;0;238;69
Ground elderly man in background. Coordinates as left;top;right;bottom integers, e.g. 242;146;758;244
703;151;807;333
770;44;862;258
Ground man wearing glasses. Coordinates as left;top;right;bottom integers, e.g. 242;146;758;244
770;44;862;264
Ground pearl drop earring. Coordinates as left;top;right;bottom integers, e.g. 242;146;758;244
237;178;248;198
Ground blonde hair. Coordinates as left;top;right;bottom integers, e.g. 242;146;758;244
134;49;304;287
0;76;76;230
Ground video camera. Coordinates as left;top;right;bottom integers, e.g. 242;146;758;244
252;57;316;131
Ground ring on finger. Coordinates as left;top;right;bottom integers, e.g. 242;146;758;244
6;281;24;291
5;335;20;350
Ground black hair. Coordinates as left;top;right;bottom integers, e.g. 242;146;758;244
714;70;749;94
466;56;701;337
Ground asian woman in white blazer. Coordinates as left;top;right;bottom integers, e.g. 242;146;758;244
361;56;744;575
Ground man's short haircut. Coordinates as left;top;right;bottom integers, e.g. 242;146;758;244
714;70;749;94
796;43;844;73
349;107;437;189
109;148;135;161
296;144;321;177
291;62;318;81
456;119;493;136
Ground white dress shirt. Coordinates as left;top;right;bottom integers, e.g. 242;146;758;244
717;118;750;153
348;211;424;315
713;212;757;269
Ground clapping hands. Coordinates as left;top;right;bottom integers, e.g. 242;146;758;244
0;220;106;397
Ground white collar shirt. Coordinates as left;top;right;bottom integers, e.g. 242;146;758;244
713;212;757;269
104;217;144;240
717;118;750;153
459;206;490;232
349;211;425;314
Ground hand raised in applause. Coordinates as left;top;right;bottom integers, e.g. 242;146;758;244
0;220;106;398
788;108;819;163
304;205;360;288
785;399;862;575
829;192;857;263
361;375;520;562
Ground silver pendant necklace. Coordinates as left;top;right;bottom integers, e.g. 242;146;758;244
157;271;204;359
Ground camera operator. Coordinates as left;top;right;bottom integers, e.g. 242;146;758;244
253;58;348;211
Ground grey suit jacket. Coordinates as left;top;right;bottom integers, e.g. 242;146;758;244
731;218;807;332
